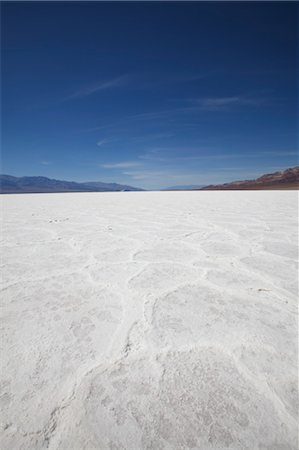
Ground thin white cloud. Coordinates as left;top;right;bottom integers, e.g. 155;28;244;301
101;161;142;169
97;139;110;147
128;108;191;121
81;97;264;132
131;72;209;89
107;100;258;125
260;151;298;157
192;95;264;110
66;75;128;100
139;149;297;162
124;94;264;121
123;170;172;180
40;160;51;165
130;132;175;143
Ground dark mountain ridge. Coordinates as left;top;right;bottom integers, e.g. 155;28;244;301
0;175;144;193
200;167;299;190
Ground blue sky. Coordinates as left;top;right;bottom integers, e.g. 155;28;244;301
1;1;298;189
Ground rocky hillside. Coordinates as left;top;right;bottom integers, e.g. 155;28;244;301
201;167;299;190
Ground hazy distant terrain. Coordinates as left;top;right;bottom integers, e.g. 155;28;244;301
0;175;143;193
1;191;297;450
163;184;206;191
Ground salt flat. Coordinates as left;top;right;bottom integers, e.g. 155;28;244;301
1;191;298;450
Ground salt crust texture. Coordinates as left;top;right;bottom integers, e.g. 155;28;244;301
1;191;298;449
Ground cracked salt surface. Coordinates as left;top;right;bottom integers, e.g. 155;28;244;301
0;191;298;449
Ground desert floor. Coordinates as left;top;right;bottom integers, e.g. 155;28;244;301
1;191;298;450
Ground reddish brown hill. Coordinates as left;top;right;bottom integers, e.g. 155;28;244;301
201;167;299;190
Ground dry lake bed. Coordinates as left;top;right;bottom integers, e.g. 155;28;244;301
1;191;298;450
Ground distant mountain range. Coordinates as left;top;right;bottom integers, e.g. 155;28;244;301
0;175;144;193
163;184;206;191
1;167;298;193
200;167;299;190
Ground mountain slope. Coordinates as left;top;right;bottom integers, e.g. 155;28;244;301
200;167;299;190
0;175;144;193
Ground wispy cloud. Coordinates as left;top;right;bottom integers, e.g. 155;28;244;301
66;75;128;100
107;97;263;125
130;72;209;89
97;139;111;147
191;95;264;110
81;91;267;133
128;108;195;121
139;149;297;163
68;72;207;105
123;170;172;180
260;151;298;157
101;161;142;169
130;132;175;143
40;160;51;165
